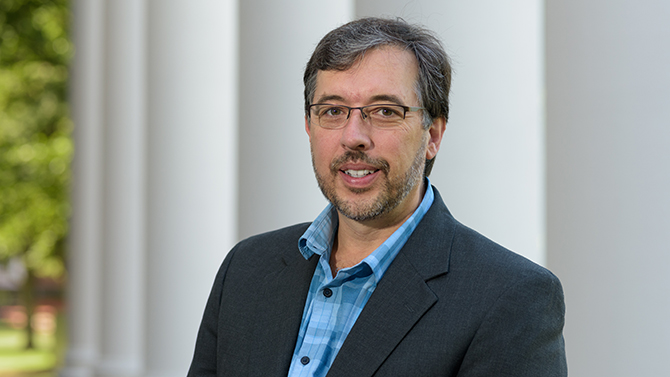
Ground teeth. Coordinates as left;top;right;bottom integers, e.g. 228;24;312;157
345;169;375;178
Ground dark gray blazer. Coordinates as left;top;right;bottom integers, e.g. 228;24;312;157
188;188;567;376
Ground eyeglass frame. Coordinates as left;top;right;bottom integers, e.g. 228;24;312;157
307;103;425;129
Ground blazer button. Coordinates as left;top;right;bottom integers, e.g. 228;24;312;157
323;288;333;298
301;356;310;365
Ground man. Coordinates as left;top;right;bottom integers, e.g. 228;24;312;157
188;17;567;377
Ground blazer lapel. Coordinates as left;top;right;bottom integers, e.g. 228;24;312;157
249;249;318;376
326;253;439;377
326;187;456;377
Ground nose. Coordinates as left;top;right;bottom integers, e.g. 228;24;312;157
340;108;372;151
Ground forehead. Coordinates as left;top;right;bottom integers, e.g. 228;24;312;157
314;46;419;105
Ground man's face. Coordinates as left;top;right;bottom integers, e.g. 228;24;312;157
306;46;443;224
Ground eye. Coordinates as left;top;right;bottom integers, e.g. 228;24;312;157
371;106;402;118
380;108;396;117
323;106;346;117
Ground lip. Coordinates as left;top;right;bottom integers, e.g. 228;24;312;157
337;163;381;189
338;162;379;171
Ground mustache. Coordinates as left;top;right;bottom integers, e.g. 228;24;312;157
330;151;390;175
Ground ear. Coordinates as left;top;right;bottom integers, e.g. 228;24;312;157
305;115;312;140
425;116;446;160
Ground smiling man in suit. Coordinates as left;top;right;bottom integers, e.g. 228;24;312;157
188;17;567;377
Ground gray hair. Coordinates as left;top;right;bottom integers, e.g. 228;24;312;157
303;17;452;176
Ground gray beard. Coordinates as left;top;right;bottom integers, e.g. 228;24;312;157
311;144;426;222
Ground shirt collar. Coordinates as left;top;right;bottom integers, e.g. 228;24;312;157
298;203;337;259
299;179;435;282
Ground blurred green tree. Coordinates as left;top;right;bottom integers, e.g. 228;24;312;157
0;0;71;348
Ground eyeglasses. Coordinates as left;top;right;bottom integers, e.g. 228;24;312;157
308;103;424;129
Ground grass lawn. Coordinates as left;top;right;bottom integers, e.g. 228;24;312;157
0;306;65;376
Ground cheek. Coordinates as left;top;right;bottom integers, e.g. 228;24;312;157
386;138;426;175
310;134;338;165
378;132;423;162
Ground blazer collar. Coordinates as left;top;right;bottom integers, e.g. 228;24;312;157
396;186;455;280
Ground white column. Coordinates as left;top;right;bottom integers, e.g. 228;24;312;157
546;1;670;376
237;0;354;239
63;0;104;376
95;0;147;376
356;0;546;264
144;1;239;376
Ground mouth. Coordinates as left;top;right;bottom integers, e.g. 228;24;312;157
343;169;379;178
337;166;380;191
328;151;389;191
331;151;389;176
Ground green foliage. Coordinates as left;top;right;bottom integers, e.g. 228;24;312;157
0;0;71;280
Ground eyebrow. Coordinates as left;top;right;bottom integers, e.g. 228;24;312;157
369;94;404;105
315;94;346;103
314;94;406;105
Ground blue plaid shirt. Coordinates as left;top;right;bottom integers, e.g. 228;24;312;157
287;182;434;377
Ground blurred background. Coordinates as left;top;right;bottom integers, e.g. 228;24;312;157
0;0;69;375
1;0;668;376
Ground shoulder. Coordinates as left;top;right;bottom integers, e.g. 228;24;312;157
445;207;560;288
235;222;311;252
206;222;313;299
440;223;567;376
452;221;556;280
450;221;563;307
415;188;562;293
221;222;312;271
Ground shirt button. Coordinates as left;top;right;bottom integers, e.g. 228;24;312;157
323;288;333;298
300;356;310;365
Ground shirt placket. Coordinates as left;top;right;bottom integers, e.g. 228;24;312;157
292;276;344;376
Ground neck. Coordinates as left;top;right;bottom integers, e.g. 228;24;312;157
329;180;426;275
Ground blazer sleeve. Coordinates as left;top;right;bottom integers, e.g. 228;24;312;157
456;269;568;377
187;247;237;377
